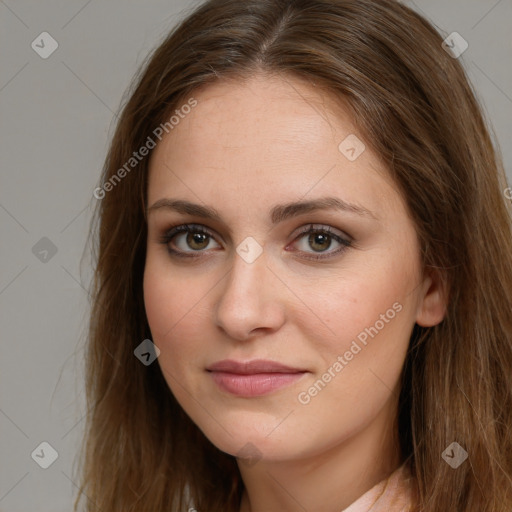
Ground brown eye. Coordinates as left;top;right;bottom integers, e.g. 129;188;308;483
160;224;221;257
308;232;333;252
185;231;210;250
289;224;352;261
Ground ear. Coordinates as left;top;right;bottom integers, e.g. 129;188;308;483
415;268;448;327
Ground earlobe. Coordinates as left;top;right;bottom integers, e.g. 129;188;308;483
415;269;448;327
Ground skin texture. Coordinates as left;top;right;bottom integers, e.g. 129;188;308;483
143;73;447;512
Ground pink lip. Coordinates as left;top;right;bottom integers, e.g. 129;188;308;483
207;359;308;397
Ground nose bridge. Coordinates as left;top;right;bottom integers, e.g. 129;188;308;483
221;245;269;311
214;243;285;339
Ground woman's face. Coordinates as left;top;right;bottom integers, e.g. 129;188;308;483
144;73;442;465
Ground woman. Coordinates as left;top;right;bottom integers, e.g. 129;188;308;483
77;0;512;510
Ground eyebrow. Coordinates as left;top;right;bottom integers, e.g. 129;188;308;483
146;196;377;223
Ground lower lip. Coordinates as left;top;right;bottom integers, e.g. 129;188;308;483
209;371;307;397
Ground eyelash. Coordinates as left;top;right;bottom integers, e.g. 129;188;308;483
158;223;353;261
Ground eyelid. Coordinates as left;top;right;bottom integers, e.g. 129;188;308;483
290;223;352;243
159;222;353;260
159;223;220;256
285;223;352;261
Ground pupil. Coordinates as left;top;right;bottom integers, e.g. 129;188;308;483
187;232;209;250
309;233;331;252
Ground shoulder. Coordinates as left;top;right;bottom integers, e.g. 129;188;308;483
342;462;418;512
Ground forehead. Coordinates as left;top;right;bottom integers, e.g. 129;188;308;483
147;73;400;220
157;74;358;160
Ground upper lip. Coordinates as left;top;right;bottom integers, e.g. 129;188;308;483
207;359;307;374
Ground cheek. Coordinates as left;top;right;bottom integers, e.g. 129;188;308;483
143;265;197;408
297;247;417;388
143;260;213;383
143;256;205;338
143;265;176;340
306;262;412;341
292;274;413;436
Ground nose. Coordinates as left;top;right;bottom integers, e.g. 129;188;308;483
214;247;286;341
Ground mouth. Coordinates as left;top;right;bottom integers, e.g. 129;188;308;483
206;359;309;397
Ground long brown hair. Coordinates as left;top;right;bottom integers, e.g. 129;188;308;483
75;0;512;510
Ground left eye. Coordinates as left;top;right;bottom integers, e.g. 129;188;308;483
287;224;352;260
159;223;352;260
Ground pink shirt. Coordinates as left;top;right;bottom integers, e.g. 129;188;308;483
341;463;417;512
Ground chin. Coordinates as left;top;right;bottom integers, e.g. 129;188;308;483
192;410;295;460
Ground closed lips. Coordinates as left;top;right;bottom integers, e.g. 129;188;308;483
206;360;309;397
206;359;307;374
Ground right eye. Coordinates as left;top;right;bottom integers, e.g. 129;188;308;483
159;223;222;258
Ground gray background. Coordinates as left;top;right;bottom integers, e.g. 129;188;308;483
0;1;510;511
